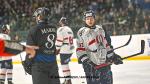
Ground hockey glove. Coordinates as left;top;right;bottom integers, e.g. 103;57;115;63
82;59;97;72
113;53;123;65
83;59;96;68
22;54;33;75
106;51;123;65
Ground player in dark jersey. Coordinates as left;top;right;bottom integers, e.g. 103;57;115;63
26;7;60;84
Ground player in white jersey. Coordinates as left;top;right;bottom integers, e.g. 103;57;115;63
76;10;123;84
55;17;74;84
0;25;13;84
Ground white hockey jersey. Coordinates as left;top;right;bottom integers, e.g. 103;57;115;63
56;26;74;54
76;25;112;65
0;33;12;60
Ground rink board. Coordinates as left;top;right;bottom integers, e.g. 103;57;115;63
12;34;150;64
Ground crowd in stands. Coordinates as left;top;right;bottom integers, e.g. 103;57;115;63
0;0;150;40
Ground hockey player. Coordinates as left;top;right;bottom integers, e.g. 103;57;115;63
76;10;123;84
26;7;60;84
0;25;13;84
55;17;74;84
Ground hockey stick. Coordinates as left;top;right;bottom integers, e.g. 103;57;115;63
95;40;145;69
111;35;132;51
121;40;145;60
19;54;27;75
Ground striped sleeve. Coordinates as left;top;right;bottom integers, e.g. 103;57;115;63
98;26;113;58
97;26;111;49
76;29;88;62
55;28;64;50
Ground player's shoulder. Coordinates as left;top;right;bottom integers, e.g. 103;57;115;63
58;26;71;32
28;25;37;34
0;33;10;40
96;24;103;30
0;33;8;37
64;26;73;32
57;26;64;32
77;27;88;36
78;27;86;32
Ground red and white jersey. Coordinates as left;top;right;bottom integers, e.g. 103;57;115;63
76;25;111;65
56;26;74;54
0;33;12;60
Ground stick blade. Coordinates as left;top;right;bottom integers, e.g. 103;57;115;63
122;40;145;60
140;40;145;54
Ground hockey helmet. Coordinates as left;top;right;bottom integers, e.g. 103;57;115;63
83;10;95;20
59;17;68;25
33;7;50;20
1;24;10;33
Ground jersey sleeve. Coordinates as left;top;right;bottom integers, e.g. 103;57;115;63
97;25;110;49
0;39;23;56
76;29;89;63
26;28;37;45
98;26;113;58
103;26;113;48
55;28;64;50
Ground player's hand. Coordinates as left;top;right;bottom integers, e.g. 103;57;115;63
25;46;39;58
106;50;115;63
25;47;36;58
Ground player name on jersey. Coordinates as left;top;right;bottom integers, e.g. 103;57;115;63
41;28;56;34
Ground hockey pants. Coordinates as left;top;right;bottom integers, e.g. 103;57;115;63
31;61;60;84
83;63;113;84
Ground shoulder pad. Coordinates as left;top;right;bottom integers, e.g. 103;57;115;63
77;27;87;36
96;25;103;30
57;27;64;32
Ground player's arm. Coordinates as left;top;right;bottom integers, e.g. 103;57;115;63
103;27;123;64
0;39;36;56
76;29;99;69
55;28;64;55
26;28;40;58
76;30;89;63
103;27;113;48
25;45;39;58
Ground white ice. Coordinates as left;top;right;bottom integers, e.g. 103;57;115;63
5;60;150;84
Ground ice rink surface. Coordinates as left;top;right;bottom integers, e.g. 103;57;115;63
7;60;150;84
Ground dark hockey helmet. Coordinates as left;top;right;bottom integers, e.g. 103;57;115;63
59;17;68;25
83;10;95;21
33;7;50;20
1;24;10;33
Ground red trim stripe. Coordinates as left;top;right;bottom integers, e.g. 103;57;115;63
63;70;70;72
88;39;96;45
95;63;109;69
76;48;86;51
0;73;6;75
56;39;63;42
7;73;12;75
